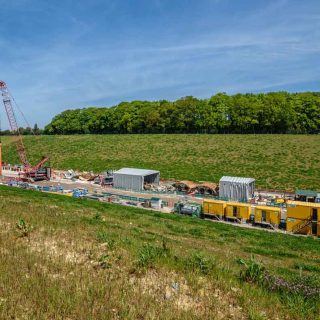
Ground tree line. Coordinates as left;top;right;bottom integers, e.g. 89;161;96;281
0;124;43;136
44;92;320;134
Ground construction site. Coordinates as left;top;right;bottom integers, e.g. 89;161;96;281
0;79;319;238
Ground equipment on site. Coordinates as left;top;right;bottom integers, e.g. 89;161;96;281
72;188;89;198
174;202;202;218
0;80;50;181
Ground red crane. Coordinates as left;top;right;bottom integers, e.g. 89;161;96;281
0;80;50;181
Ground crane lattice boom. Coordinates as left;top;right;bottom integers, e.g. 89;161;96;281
0;81;30;169
0;80;49;180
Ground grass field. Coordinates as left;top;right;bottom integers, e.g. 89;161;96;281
0;186;319;319
2;134;320;190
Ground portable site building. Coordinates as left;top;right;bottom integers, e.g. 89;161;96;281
203;199;226;219
295;189;320;203
225;202;251;222
219;176;255;202
113;168;160;192
286;201;320;236
254;206;281;226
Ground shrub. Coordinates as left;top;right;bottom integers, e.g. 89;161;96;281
238;255;265;283
99;254;111;269
188;228;203;237
136;241;169;268
96;231;116;250
93;213;102;221
16;219;31;238
186;252;213;275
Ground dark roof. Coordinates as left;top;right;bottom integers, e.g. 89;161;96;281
296;189;319;197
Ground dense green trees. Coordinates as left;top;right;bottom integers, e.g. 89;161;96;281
44;92;320;134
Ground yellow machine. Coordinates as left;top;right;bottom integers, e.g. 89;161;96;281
203;199;226;219
274;197;285;204
225;202;251;222
254;206;281;226
286;201;320;235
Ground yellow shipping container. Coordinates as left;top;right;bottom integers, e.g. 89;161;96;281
203;199;226;218
286;201;320;235
254;206;281;225
225;202;251;221
286;201;320;220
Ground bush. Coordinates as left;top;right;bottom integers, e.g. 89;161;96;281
186;252;213;275
99;254;111;269
16;219;31;238
86;213;103;225
96;231;116;250
238;255;265;283
136;241;170;268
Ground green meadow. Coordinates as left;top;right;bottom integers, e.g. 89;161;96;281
2;134;320;190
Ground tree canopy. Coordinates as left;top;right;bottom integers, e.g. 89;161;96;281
44;92;320;134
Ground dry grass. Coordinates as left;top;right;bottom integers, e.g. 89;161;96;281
2;134;320;190
0;186;319;319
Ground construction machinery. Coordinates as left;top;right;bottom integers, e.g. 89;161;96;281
174;202;202;218
0;80;50;181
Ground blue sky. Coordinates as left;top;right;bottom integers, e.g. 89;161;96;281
0;0;319;128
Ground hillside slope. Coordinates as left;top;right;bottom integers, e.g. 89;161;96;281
2;134;320;190
0;186;319;319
